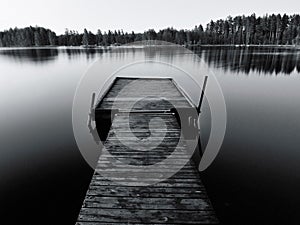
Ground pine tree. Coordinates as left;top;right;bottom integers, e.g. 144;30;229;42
34;30;41;46
82;29;89;46
96;29;103;46
48;31;56;46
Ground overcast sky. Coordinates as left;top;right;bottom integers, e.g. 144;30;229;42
0;0;299;34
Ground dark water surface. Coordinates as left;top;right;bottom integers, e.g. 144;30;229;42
0;46;299;224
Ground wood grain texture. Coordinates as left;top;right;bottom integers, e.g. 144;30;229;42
97;78;191;111
77;78;218;224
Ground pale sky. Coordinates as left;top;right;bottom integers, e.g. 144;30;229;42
0;0;299;34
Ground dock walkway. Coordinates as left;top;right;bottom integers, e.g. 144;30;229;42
76;78;218;224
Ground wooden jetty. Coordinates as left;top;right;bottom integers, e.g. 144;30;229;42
76;77;218;224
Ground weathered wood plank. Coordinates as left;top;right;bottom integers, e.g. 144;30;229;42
86;185;207;198
92;175;203;183
91;170;200;179
82;196;212;210
78;208;218;224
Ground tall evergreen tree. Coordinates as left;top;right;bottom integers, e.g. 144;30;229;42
82;28;89;46
34;31;41;46
96;29;103;45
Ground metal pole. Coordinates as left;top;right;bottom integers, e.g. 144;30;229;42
197;76;208;114
88;93;96;124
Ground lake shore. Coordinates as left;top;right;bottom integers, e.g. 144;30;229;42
0;44;300;51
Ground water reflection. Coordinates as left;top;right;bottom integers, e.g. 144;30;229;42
0;48;58;63
193;46;300;74
1;46;300;75
0;47;108;63
62;48;108;60
90;46;300;75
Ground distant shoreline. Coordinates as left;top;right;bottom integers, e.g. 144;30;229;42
1;14;300;48
0;44;299;50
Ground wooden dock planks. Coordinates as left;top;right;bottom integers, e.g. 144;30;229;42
76;78;218;224
97;78;192;111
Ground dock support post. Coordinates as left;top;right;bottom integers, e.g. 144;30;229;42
197;76;208;114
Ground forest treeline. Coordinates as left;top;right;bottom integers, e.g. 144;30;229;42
1;14;300;47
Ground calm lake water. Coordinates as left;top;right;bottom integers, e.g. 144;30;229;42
0;46;300;225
